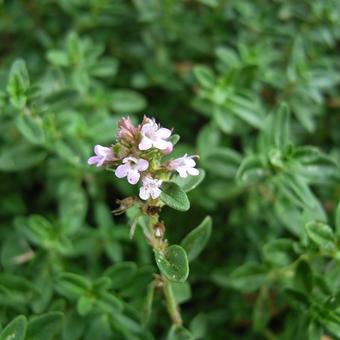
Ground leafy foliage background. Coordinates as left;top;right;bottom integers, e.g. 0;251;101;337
0;0;340;339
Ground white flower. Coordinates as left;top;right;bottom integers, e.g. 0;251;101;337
139;176;163;200
115;157;149;184
138;118;173;151
169;154;199;178
88;145;116;167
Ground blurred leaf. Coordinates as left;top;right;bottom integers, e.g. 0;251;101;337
181;216;212;262
26;312;63;340
104;262;137;290
0;144;47;172
305;221;335;250
273;103;290;149
7;59;30;109
77;295;94;316
16;115;45;145
0;315;27;340
167;325;194;340
193;65;215;89
56;272;91;300
171;282;191;304
111;90;147;113
47;50;69;67
262;239;296;267
336;201;340;238
213;263;268;292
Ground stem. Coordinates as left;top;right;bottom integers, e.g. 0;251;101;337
163;278;182;326
144;211;183;326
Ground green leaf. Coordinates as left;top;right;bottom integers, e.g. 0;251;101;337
155;245;189;282
15;215;53;247
111;90;147;113
27;312;63;340
167;325;194;340
160;182;190;211
262;239;296;267
47;50;69;67
77;295;95;316
58;180;87;234
278;173;316;208
0;144;46;172
193;65;215;89
273;103;290;149
95;291;123;314
305;221;335;250
229;94;264;129
0;315;27;340
181;216;212;261
7;59;30;109
213;263;267;292
56;272;91;300
335;201;340;238
294;261;314;293
307;321;323;340
202;147;241;178
104;262;137;290
252;288;270;332
143;282;155;326
16;115;45;145
172;169;205;193
171;282;191;304
236;155;265;184
90;58;118;77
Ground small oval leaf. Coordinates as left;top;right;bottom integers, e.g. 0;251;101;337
155;245;189;282
160;182;190;211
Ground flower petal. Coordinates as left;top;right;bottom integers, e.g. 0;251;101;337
88;156;100;165
154;139;172;150
138;137;153;150
127;170;140;185
178;168;188;178
115;164;128;178
150;187;161;199
137;159;149;171
188;167;199;176
139;187;149;200
157;127;171;139
94;145;109;156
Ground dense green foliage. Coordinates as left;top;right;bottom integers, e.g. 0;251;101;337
0;0;340;339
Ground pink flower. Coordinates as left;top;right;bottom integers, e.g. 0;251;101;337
138;117;173;151
115;157;149;184
88;145;116;167
139;176;163;200
117;117;138;141
169;154;199;178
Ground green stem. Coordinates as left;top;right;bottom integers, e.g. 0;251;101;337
163;278;182;326
145;211;182;326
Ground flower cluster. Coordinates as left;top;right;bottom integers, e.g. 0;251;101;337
88;116;199;201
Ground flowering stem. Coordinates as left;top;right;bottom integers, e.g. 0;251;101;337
162;277;182;326
146;212;183;326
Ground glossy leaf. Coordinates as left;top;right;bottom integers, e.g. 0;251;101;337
155;245;189;282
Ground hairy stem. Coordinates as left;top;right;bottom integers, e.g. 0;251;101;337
146;211;183;326
163;278;182;326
